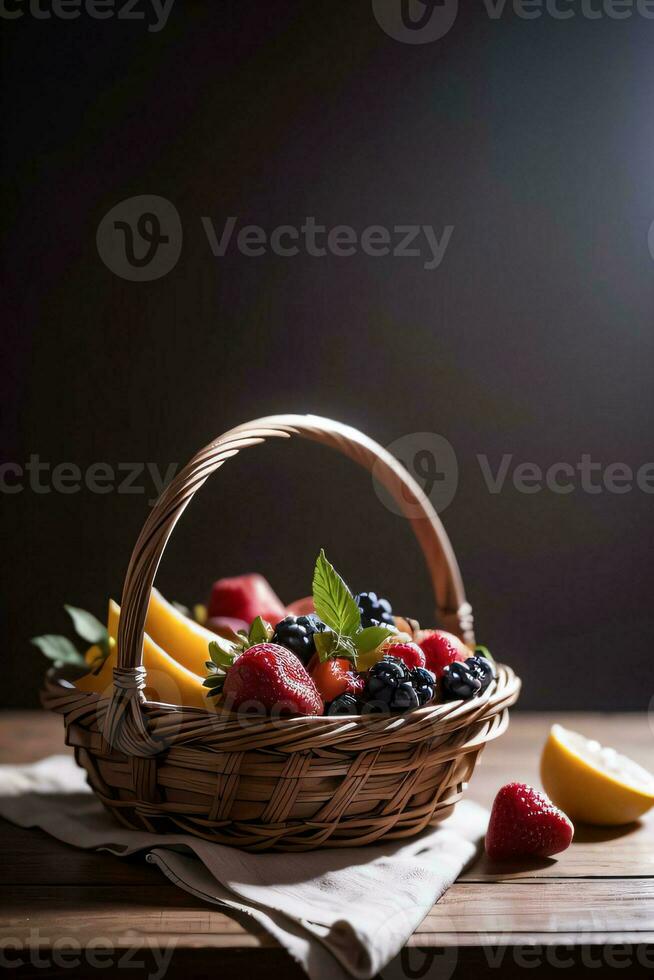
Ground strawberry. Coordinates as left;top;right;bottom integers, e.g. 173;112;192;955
207;615;249;639
208;574;286;626
223;643;323;716
382;641;425;670
485;782;574;861
418;629;468;678
311;657;364;703
286;595;315;616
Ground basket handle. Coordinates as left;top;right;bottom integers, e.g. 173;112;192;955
105;415;474;751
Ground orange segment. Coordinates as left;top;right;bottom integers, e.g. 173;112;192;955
75;599;209;710
145;587;217;674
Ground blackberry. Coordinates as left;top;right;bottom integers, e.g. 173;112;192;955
410;666;436;706
272;614;327;664
327;693;361;716
364;655;408;703
465;655;495;693
391;680;420;712
363;655;426;714
440;661;482;701
355;592;394;629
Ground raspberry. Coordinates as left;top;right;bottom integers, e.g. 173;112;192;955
383;642;425;670
418;630;468;678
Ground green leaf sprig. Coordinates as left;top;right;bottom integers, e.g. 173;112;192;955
203;550;398;689
311;549;397;668
31;606;111;671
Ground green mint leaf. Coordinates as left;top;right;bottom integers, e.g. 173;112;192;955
248;616;273;646
64;606;108;646
314;630;358;665
312;550;360;637
355;625;396;654
475;644;494;663
31;634;86;667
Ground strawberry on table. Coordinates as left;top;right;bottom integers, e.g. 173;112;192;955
222;642;323;716
485;782;574;861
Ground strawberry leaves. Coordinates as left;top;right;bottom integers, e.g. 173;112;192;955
31;634;86;667
31;604;111;671
203;635;242;697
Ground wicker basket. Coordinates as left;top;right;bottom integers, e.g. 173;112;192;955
42;414;520;851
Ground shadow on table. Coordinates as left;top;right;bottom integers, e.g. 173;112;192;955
572;820;642;843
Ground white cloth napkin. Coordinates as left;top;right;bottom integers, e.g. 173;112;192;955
0;755;488;980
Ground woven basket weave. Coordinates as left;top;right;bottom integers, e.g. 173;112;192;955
42;414;520;851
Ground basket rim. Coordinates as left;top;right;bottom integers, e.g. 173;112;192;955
43;662;521;737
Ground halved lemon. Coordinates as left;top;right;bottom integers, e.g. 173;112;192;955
540;724;654;825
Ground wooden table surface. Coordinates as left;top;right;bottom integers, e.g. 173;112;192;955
1;710;652;978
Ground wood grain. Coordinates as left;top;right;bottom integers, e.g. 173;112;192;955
1;709;652;976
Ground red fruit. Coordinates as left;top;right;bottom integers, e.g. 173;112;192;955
286;595;315;616
311;657;364;702
486;783;574;861
384;642;426;670
208;574;286;626
223;643;323;716
207;616;249;638
418;630;468;678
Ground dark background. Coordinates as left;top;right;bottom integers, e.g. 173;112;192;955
2;1;653;710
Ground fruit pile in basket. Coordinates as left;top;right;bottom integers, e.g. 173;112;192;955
202;551;496;717
33;551;497;718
